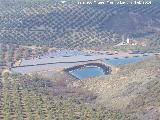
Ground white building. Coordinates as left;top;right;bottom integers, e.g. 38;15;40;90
126;38;130;44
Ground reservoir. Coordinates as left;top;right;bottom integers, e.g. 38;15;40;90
69;66;105;79
65;63;112;80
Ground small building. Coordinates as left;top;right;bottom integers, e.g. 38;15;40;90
126;38;130;44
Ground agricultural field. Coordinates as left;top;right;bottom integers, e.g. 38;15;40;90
0;43;50;70
0;0;160;120
0;72;130;120
0;0;160;51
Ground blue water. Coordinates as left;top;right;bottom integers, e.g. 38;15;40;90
69;66;105;79
105;56;146;65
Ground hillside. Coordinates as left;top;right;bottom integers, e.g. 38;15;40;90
72;56;160;119
0;0;160;51
0;0;160;120
0;71;131;120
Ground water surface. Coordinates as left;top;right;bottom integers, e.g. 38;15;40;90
69;66;105;79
